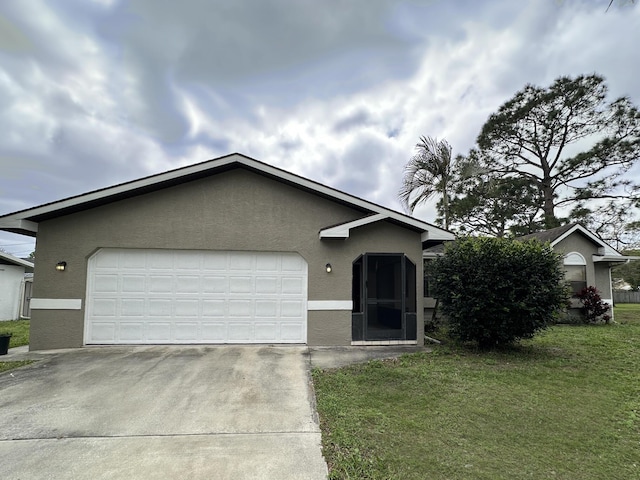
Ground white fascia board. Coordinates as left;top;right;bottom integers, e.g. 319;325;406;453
593;255;640;263
0;251;34;268
319;214;388;238
0;218;38;234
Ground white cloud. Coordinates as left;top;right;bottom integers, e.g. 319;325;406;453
1;0;639;255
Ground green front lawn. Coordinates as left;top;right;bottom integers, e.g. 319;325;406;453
313;306;640;479
0;319;30;348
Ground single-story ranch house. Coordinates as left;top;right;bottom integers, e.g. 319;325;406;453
0;153;454;350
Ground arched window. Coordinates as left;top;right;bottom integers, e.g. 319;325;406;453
564;252;587;296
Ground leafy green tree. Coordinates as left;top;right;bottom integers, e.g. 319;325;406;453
454;74;640;233
399;136;456;229
448;154;543;237
433;237;568;348
612;249;640;290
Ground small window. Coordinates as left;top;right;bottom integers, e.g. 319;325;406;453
564;252;587;296
424;258;436;298
352;256;363;313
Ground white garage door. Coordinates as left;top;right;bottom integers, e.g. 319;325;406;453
85;249;308;344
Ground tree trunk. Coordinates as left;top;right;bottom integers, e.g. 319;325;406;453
442;190;449;230
542;180;559;229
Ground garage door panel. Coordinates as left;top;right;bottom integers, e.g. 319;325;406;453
282;277;304;294
148;251;174;270
176;275;200;293
120;322;144;341
229;276;252;293
255;322;278;341
175;322;199;341
92;298;117;317
229;300;252;317
121;299;145;316
281;323;304;341
147;322;171;341
255;277;278;294
86;249;307;344
228;322;252;341
203;276;227;293
122;275;145;293
91;323;116;342
229;253;252;271
148;299;172;316
94;275;119;293
149;276;172;293
201;322;227;341
175;299;199;316
256;300;278;317
281;300;303;317
202;254;226;271
202;300;226;316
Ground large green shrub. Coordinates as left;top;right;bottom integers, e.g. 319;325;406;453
433;237;568;347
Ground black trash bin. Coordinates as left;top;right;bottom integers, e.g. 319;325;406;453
0;334;11;355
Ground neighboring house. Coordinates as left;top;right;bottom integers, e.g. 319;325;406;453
422;224;637;322
517;223;636;320
0;251;33;321
0;153;454;350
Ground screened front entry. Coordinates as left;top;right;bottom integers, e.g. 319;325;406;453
352;254;417;341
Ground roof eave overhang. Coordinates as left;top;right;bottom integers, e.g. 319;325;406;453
0;219;38;237
593;255;640;263
0;251;34;268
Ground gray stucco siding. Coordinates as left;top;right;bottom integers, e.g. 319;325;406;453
554;234;598;290
594;263;612;300
30;168;424;350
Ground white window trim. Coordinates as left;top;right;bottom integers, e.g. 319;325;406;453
564;252;587;266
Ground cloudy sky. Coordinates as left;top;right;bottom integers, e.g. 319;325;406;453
0;0;639;257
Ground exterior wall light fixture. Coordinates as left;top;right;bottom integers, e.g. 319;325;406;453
325;263;332;273
56;261;67;271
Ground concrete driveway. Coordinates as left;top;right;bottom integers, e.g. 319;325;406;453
0;346;328;479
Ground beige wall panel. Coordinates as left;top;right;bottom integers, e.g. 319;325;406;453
30;311;84;351
307;311;351;346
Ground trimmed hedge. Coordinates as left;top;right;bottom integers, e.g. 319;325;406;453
433;237;568;347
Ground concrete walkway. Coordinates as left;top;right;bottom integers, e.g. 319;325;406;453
0;346;328;479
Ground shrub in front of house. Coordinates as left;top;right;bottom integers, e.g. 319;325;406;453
433;237;569;348
576;286;611;324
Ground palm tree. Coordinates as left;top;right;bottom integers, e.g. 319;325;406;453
399;136;454;229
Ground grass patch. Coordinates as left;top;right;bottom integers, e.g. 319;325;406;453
0;319;30;348
313;306;640;479
0;320;31;374
0;360;33;374
614;303;640;324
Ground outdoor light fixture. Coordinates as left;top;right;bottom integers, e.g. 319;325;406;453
325;263;332;273
56;261;67;272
